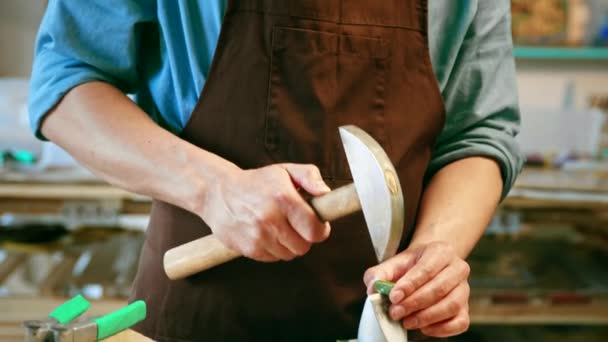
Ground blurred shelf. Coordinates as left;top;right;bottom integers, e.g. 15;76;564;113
470;296;608;325
2;167;608;214
0;183;151;215
514;46;608;60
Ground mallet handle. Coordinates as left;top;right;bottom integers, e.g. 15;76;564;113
163;183;360;280
310;182;361;221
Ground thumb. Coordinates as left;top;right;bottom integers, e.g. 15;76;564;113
363;251;417;294
282;163;331;196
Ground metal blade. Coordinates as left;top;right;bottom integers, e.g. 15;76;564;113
339;125;404;262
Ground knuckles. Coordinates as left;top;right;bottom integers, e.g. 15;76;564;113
433;283;450;299
446;299;463;316
272;190;294;208
304;164;321;179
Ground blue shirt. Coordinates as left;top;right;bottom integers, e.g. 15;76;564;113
29;0;524;197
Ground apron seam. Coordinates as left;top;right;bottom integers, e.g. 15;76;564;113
230;10;425;32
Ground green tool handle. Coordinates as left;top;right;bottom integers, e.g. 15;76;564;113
48;295;91;324
94;300;146;340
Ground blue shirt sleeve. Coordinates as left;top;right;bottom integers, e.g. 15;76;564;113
28;0;156;140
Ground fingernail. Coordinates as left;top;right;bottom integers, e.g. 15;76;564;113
390;289;404;303
390;305;406;320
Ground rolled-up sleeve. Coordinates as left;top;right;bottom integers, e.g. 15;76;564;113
427;0;524;199
28;0;155;140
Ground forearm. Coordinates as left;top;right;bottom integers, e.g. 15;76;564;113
410;157;503;258
41;81;237;215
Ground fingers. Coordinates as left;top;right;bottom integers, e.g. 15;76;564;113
419;303;470;337
389;259;470;320
401;281;470;330
282;163;331;196
275;217;312;257
391;243;452;303
363;251;418;294
275;165;330;244
229;232;279;262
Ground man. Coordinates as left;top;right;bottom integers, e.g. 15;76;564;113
29;0;523;341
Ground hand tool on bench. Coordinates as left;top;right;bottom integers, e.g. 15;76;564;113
24;300;146;342
163;125;407;341
163;125;405;279
23;294;91;341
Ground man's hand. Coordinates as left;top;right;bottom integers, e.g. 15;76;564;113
198;163;331;262
364;241;471;338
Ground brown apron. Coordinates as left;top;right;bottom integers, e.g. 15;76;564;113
130;0;445;340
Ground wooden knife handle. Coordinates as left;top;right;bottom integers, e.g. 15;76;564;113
163;183;360;280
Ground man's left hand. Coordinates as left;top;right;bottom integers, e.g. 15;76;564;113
363;241;471;338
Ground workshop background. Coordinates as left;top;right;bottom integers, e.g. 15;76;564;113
1;1;608;341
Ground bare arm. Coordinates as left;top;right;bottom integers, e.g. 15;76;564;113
410;156;502;257
42;81;330;261
42;81;232;215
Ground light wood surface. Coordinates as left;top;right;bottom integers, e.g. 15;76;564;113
103;329;153;342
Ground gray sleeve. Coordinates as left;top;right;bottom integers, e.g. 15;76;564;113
426;0;525;200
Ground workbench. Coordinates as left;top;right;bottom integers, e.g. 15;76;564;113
1;167;607;339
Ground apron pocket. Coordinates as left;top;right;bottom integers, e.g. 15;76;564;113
265;26;391;179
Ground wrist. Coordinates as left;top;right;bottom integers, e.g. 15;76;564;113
408;224;465;257
179;143;241;217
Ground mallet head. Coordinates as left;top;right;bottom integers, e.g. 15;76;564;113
339;125;405;262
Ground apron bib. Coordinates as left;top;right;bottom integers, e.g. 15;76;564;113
130;1;445;340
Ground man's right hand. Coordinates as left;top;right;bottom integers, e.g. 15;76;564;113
40;82;329;262
198;163;332;262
